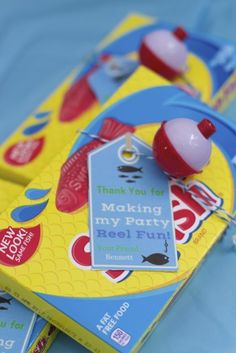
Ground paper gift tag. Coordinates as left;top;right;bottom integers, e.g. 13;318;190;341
0;290;36;353
88;56;138;104
88;135;178;271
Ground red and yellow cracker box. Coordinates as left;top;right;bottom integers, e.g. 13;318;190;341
0;13;235;186
0;68;235;353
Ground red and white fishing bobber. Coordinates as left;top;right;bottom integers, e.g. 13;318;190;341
152;118;216;178
139;27;188;80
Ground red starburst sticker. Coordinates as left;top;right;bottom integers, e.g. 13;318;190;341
4;138;44;166
0;225;41;266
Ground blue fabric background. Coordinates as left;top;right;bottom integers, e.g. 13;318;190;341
0;1;235;352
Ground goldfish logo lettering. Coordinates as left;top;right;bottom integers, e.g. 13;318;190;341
171;180;222;244
69;234;130;283
69;234;91;269
0;225;41;266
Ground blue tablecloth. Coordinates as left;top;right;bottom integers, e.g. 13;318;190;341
0;1;236;352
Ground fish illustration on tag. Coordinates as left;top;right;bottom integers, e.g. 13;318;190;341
118;166;143;183
142;253;169;265
118;166;143;173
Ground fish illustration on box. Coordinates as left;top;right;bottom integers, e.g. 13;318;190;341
56;118;135;213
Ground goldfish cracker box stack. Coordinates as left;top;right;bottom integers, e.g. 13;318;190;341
0;67;235;353
0;13;236;186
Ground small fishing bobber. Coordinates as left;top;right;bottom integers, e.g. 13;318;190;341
152;118;216;178
139;27;188;80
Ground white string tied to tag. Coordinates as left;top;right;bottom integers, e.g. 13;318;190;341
77;128;108;144
124;133;154;160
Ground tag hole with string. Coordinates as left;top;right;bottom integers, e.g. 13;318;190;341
118;134;140;165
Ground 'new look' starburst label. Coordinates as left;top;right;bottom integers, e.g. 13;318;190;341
88;135;178;271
